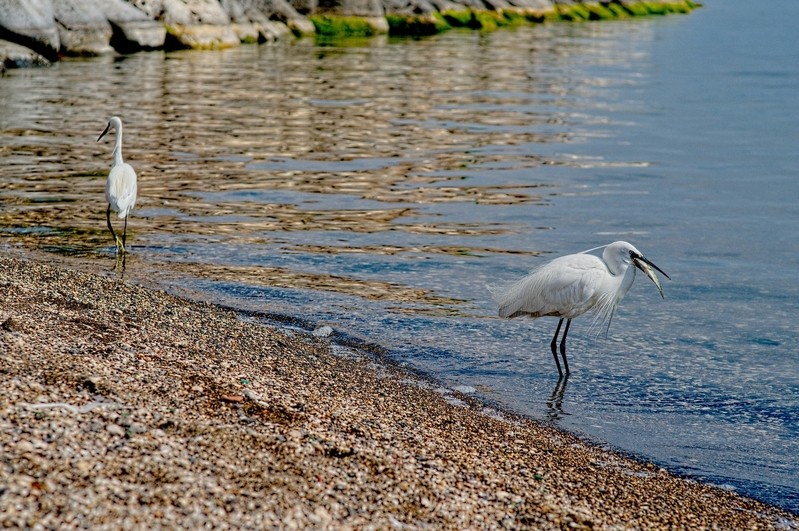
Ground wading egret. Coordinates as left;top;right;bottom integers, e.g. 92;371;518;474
97;116;137;255
493;241;670;378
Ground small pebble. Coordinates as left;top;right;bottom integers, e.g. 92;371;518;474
106;424;125;437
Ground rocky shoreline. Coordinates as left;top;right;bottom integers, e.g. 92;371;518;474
1;254;797;528
1;0;700;70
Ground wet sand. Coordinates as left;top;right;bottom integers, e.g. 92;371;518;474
1;255;796;529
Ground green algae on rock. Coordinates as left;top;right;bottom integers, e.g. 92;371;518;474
310;15;388;36
382;0;700;37
385;13;450;36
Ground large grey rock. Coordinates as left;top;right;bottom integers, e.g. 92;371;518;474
383;0;462;16
123;0;162;19
52;0;114;55
316;0;385;17
289;0;316;16
436;0;485;9
161;0;233;25
236;0;315;36
0;38;50;71
0;0;59;61
98;0;166;52
381;0;437;16
504;0;553;10
221;0;261;42
129;0;241;49
314;0;388;34
479;0;515;10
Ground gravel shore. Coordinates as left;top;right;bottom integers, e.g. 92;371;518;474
1;255;796;529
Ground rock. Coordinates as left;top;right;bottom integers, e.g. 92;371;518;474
98;0;167;52
258;19;292;41
0;0;60;61
312;325;334;338
317;0;384;17
0;313;21;331
289;0;317;16
162;0;233;25
142;0;241;49
509;0;555;9
480;0;516;10
51;0;114;56
105;423;126;436
381;0;439;16
221;394;245;403
237;0;316;37
315;0;389;34
221;0;261;42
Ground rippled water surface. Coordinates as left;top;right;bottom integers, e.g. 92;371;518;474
2;0;798;513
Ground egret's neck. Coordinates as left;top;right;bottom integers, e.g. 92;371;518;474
112;128;124;167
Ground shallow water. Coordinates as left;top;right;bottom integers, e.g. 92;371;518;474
2;0;799;513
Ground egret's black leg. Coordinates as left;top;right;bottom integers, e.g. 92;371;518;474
550;318;564;377
121;214;128;253
106;205;118;252
559;319;572;376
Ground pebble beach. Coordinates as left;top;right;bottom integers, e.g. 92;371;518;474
1;255;797;529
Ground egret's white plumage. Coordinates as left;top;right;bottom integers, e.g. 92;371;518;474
493;241;669;377
98;116;137;255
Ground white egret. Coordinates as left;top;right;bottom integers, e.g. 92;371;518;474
97;116;137;255
493;241;670;377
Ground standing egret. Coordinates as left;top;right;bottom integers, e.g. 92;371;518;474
493;241;670;378
97;116;137;256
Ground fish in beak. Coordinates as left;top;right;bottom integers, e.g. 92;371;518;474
632;253;671;298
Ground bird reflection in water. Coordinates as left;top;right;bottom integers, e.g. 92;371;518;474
546;376;570;421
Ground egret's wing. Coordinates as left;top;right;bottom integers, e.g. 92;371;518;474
493;255;604;319
106;164;138;218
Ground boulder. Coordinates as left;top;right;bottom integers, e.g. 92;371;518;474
257;19;293;40
51;0;115;56
289;0;317;16
381;0;440;16
316;0;385;17
221;0;261;42
0;38;50;70
129;0;240;48
98;0;166;52
0;0;59;61
477;0;516;10
313;0;388;34
426;0;472;11
504;0;554;10
236;0;316;36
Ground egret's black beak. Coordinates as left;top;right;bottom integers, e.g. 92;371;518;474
98;122;111;142
631;253;670;298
